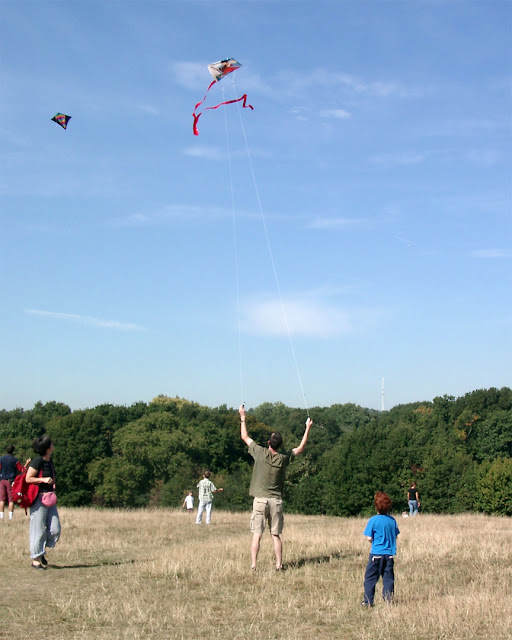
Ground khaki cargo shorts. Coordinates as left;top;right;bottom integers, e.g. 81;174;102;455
250;497;284;535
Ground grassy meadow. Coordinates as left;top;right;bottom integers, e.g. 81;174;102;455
0;508;511;640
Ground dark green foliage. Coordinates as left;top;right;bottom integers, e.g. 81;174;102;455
50;409;112;505
1;389;510;515
88;457;151;507
476;458;512;515
159;453;199;508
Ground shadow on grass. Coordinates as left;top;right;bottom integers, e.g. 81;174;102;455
48;559;137;570
282;551;348;571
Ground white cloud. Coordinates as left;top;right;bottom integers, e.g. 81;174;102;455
25;309;147;331
183;145;224;160
289;106;309;120
240;295;381;338
111;212;152;227
109;205;199;227
172;61;208;90
371;151;426;166
319;108;351;120
109;203;255;228
172;59;269;94
307;217;369;230
466;150;501;167
173;61;427;106
302;70;427;100
470;249;512;259
136;104;159;116
394;235;416;247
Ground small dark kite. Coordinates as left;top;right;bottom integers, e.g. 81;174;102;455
51;113;71;130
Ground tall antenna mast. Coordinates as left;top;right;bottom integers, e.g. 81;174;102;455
381;377;385;411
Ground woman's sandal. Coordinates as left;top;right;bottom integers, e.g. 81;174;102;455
31;561;46;570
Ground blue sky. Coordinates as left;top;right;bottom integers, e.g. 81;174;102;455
1;1;510;412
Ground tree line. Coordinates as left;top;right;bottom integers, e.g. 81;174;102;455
1;387;510;516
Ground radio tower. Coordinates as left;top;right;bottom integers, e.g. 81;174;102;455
381;377;385;411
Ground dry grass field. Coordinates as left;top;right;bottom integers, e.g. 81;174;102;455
0;508;510;640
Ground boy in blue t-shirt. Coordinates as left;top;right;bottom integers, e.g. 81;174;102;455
362;491;400;607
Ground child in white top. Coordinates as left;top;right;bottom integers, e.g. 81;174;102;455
182;491;194;512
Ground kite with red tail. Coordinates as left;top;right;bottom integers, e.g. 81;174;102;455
192;58;253;135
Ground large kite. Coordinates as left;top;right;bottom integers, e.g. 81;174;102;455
51;113;71;130
192;58;253;135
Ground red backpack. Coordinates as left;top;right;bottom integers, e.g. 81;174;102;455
12;470;42;514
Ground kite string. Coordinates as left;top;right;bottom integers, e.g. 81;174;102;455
231;78;310;419
222;84;245;406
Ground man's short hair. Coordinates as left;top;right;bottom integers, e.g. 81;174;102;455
6;445;15;455
269;432;283;450
204;470;211;478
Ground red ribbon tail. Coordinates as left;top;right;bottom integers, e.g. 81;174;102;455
192;88;253;135
193;113;200;136
192;81;216;136
240;94;254;111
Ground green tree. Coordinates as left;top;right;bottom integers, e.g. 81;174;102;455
50;409;111;505
88;457;151;507
468;410;512;462
420;443;477;513
476;458;512;515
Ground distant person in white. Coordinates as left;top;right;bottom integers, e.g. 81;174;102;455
182;491;194;513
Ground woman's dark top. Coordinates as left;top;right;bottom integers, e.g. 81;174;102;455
29;456;55;493
408;487;418;501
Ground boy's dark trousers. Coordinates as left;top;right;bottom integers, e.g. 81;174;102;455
363;554;394;605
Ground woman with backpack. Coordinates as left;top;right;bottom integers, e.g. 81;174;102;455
25;436;61;569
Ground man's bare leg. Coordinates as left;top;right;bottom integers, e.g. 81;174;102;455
251;532;262;569
272;534;282;569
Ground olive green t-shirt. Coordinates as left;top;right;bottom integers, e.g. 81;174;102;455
248;441;295;499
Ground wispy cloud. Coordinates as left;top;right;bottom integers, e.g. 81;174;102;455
109;203;260;228
327;71;418;98
183;145;224;160
394;234;416;247
172;59;273;95
109;204;206;227
319;108;351;120
273;69;426;101
172;61;208;90
371;151;426;166
0;127;32;148
436;192;510;218
240;294;382;339
307;217;369;230
465;149;501;167
470;249;512;259
25;309;147;331
136;104;159;116
172;60;426;103
418;117;510;139
289;105;351;123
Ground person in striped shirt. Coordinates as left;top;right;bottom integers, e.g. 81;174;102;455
195;471;223;524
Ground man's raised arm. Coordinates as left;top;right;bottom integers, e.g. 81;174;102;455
239;404;254;447
292;418;313;456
